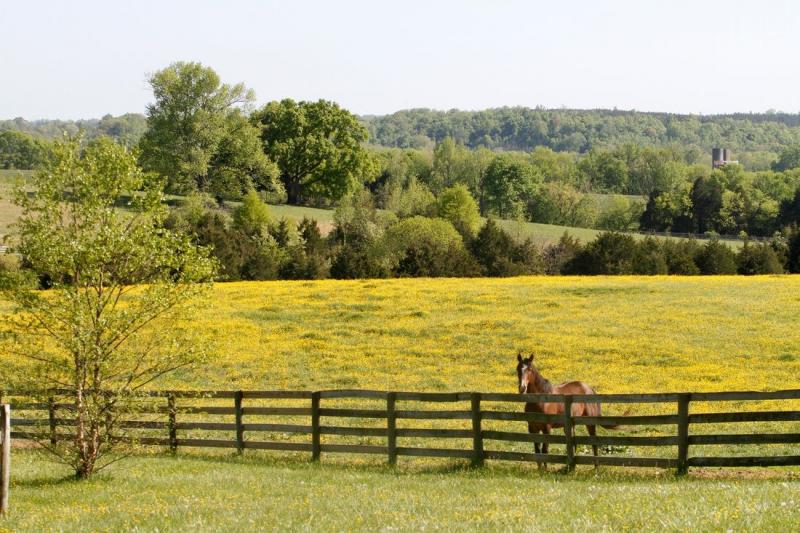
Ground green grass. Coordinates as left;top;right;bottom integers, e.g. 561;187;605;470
4;450;798;532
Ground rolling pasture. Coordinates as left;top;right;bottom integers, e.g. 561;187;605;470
5;275;800;530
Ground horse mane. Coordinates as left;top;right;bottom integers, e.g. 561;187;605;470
531;368;553;394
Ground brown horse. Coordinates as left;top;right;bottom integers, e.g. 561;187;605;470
516;352;620;468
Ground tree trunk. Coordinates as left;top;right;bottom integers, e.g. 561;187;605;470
286;178;302;205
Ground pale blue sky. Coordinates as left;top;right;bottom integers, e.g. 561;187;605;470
1;0;799;119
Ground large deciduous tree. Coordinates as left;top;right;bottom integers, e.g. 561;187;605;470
0;136;218;479
251;99;372;205
138;61;278;198
482;154;542;219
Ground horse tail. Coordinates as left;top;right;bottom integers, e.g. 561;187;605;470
589;386;630;430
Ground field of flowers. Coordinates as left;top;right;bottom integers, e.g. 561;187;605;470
5;275;800;531
179;275;800;393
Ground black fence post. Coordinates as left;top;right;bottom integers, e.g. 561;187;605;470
387;392;397;465
471;392;484;467
167;394;177;453
311;392;321;461
48;396;57;445
235;391;244;455
1;404;10;515
563;395;575;472
677;393;691;475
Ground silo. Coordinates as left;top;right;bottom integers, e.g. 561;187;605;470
722;148;729;162
712;148;723;163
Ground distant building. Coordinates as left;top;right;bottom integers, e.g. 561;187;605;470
712;148;738;169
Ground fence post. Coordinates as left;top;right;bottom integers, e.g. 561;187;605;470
387;392;397;465
676;393;690;475
311;392;321;461
563;395;575;472
235;391;244;455
48;396;57;445
471;392;484;467
167;394;177;453
1;404;10;515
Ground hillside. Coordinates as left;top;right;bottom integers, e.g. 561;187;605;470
5;108;800;162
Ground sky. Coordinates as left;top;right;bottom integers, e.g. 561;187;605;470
1;0;799;120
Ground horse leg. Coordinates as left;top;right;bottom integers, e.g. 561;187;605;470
587;424;598;469
540;425;550;471
529;425;543;469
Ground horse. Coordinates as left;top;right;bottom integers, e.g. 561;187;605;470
516;352;621;468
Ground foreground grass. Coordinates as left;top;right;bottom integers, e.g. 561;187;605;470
3;450;799;532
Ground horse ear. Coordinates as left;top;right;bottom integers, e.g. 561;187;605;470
517;353;522;363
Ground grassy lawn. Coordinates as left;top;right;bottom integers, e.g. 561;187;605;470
4;276;800;530
3;450;798;532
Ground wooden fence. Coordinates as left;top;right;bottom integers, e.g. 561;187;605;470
1;405;9;515
7;389;800;474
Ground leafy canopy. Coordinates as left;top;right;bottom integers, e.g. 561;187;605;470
252;99;372;204
0;136;218;478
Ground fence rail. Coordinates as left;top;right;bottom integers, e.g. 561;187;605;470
5;389;800;475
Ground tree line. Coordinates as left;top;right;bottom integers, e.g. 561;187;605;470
159;188;800;281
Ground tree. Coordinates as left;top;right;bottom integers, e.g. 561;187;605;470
436;184;481;237
252;99;371;204
483;154;541;218
0;136;217;478
735;241;784;275
0;130;48;169
139;61;277;197
470;219;544;276
690;176;724;233
695;239;737;274
233;190;272;236
566;232;638;275
578;150;628;193
772;145;800;172
383;217;477;277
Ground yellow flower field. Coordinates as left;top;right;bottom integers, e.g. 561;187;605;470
176;275;800;394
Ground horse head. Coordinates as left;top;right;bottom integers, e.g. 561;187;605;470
516;352;536;393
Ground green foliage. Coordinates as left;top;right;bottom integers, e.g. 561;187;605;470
772;145;800;171
0;130;49;169
661;239;701;275
384;176;436;218
436;184;481;237
597;196;644;231
383;216;477;277
735;241;784;275
566;232;638;274
470;219;544;276
363;107;800;156
0;136;217;478
252;99;371;204
233;190;272;236
528;182;597;227
139;61;277;197
695;239;738;274
483;154;542;218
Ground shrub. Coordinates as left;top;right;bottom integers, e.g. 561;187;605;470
233;190;272;236
632;237;668;275
566;232;637;275
542;232;583;275
436;184;481;238
470;219;544;276
695;239;737;275
736;241;784;275
383;217;474;277
661;240;700;275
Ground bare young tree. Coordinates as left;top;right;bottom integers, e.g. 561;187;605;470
0;136;217;478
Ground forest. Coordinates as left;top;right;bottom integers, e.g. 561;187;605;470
2;61;800;280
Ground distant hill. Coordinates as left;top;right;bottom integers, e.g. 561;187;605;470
4;107;800;160
359;107;800;156
0;113;146;147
